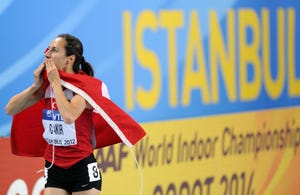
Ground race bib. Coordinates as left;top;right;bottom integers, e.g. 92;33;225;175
87;162;101;182
42;109;77;146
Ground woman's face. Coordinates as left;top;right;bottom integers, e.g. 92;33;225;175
45;37;74;72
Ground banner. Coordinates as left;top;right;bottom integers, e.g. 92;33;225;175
96;107;300;195
0;139;44;195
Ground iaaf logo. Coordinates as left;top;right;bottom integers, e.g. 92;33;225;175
46;110;64;121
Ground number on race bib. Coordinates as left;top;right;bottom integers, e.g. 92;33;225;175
87;162;101;182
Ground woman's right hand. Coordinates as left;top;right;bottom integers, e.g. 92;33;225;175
33;62;45;89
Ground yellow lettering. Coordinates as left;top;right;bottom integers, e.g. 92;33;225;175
160;10;184;107
262;9;285;99
135;11;161;109
210;10;236;103
239;9;261;101
124;8;295;111
288;8;300;97
123;11;134;110
182;11;209;106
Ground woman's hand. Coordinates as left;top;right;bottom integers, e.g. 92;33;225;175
33;62;45;89
44;59;60;85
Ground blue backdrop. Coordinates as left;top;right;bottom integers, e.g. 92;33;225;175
1;0;299;136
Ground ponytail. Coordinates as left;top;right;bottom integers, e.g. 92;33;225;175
74;56;94;76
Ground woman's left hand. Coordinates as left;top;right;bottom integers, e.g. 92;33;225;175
44;59;60;85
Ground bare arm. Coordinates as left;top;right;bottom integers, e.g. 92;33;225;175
5;84;44;115
5;63;45;115
45;59;87;124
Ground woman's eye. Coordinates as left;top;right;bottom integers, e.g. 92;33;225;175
52;48;59;53
44;47;59;54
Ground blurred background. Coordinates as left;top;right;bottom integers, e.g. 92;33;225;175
1;0;300;194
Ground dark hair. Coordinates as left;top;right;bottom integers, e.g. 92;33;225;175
57;34;94;76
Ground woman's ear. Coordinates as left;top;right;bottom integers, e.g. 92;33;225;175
66;54;76;65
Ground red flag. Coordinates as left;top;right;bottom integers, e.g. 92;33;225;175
10;71;146;157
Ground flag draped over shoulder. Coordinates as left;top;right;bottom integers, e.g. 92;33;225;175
10;71;146;157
